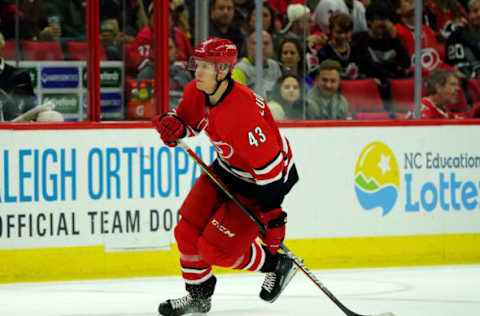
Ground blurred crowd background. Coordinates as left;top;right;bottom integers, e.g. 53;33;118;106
1;0;480;122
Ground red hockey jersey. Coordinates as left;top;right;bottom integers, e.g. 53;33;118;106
395;23;449;75
129;26;193;72
419;97;464;119
176;79;298;209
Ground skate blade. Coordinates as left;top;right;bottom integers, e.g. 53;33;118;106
268;262;300;303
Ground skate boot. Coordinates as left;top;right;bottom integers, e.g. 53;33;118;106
260;253;298;303
158;294;211;316
158;275;216;316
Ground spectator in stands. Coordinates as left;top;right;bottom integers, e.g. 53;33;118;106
267;0;306;23
313;0;368;35
44;0;86;42
169;36;192;109
130;2;193;78
17;0;62;41
209;0;245;56
279;3;327;73
424;0;467;42
306;59;350;119
268;73;310;120
415;68;464;119
100;18;122;60
351;0;410;84
0;32;35;120
445;0;480;78
247;2;279;36
232;0;254;36
278;37;314;90
232;31;282;99
316;13;361;79
171;0;191;38
394;0;451;76
279;4;327;47
129;10;154;79
168;3;194;62
100;0;151;44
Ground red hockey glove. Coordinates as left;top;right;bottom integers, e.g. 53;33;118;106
260;208;287;254
152;113;186;147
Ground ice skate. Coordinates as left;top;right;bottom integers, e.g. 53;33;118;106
159;275;216;315
158;294;211;316
260;253;298;303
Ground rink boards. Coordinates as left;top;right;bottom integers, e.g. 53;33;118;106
0;122;479;283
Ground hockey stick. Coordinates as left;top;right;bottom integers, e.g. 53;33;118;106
177;140;394;316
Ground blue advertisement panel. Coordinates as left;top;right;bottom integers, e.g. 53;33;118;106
41;67;80;89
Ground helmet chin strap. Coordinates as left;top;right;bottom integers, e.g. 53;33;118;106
207;72;230;96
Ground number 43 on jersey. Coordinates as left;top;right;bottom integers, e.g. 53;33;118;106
248;126;266;147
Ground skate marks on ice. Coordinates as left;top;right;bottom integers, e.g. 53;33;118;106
1;265;480;316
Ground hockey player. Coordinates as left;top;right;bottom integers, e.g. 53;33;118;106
152;37;300;315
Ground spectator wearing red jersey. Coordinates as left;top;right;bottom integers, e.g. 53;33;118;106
394;0;452;76
416;68;464;119
129;2;193;78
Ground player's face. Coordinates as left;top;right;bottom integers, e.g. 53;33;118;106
469;1;480;30
194;60;218;93
317;69;340;97
280;77;301;102
437;75;459;105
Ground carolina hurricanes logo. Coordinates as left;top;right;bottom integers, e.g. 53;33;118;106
412;48;440;71
212;141;234;159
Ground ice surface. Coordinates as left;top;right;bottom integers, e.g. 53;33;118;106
0;265;479;316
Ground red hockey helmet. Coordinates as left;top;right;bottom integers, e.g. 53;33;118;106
188;37;238;73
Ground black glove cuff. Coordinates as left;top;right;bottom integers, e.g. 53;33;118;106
267;211;287;228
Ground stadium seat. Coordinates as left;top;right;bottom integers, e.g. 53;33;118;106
390;78;416;114
65;41;107;60
4;40;21;60
355;111;391;120
340;79;384;113
22;41;64;60
466;78;480;104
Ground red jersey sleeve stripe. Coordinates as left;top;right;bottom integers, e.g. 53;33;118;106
252;152;283;175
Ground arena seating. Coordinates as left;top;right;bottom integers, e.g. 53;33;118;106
340;79;384;113
22;41;64;61
4;40;20;60
65;41;107;61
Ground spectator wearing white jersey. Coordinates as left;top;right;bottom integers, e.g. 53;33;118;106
313;0;367;35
